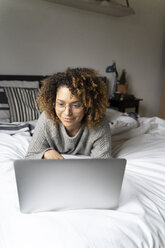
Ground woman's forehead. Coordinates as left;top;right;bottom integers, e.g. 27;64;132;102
56;86;79;101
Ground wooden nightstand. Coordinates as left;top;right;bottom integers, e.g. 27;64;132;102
109;97;143;113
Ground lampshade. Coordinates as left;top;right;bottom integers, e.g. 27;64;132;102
106;62;118;95
106;62;118;77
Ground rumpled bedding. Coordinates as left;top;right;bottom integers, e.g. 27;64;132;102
0;115;165;248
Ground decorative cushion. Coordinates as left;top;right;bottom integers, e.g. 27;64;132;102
109;115;139;135
0;81;39;122
106;108;139;135
3;87;40;122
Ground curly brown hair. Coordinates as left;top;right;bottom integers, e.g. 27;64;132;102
37;68;109;129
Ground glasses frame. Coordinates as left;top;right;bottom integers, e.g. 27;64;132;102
55;101;84;113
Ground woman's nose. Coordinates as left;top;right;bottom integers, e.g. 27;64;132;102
64;105;72;115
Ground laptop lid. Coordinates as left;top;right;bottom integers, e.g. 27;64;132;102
14;158;126;213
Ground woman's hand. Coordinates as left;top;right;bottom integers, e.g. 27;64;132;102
43;149;64;159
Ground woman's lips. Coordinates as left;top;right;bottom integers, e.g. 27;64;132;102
63;117;74;122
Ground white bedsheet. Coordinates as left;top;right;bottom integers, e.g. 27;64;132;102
0;117;165;248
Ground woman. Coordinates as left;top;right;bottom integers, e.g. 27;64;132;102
25;68;111;159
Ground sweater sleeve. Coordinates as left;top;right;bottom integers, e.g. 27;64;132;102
25;112;54;159
90;118;111;159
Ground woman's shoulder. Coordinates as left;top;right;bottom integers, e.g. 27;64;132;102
38;111;53;123
36;111;55;130
35;111;61;137
97;116;110;129
85;116;110;145
102;115;110;125
89;116;110;135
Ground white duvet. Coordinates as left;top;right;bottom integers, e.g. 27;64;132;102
0;116;165;248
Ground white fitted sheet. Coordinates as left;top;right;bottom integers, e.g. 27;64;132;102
0;116;165;248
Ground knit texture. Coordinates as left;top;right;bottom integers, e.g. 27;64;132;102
25;112;111;159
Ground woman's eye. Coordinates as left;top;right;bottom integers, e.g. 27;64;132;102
57;103;65;107
72;104;81;108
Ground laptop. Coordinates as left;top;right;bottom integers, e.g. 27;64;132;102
14;158;126;213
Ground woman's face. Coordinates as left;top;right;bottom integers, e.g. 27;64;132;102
55;86;85;135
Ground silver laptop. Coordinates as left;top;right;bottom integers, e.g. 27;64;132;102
14;158;126;213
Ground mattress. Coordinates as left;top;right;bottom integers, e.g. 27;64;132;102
0;115;165;248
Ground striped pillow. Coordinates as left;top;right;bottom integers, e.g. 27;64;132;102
3;87;40;122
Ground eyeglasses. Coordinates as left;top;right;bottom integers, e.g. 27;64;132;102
55;102;84;113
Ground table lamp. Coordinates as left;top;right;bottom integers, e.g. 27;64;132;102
106;62;118;95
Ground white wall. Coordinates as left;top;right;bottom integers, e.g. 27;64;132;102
0;0;165;116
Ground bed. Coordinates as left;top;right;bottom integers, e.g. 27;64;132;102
0;75;165;248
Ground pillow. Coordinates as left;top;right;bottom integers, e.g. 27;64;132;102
0;122;32;135
0;80;39;88
106;108;122;122
0;81;39;122
0;88;10;122
0;107;10;122
3;87;40;122
106;108;139;135
110;115;139;135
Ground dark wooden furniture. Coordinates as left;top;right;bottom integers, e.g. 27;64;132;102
109;97;143;113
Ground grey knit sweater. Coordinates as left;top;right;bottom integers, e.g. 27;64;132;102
25;112;111;159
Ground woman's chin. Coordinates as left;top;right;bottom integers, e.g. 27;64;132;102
61;118;74;126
